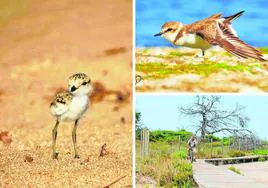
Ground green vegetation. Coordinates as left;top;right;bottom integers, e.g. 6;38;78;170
155;51;196;59
168;51;195;57
228;166;243;175
250;149;268;155
258;156;266;162
136;141;195;187
136;129;268;186
135;111;143;140
136;61;257;80
150;129;192;143
259;47;268;54
228;150;246;157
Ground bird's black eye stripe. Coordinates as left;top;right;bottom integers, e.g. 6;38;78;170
82;80;91;85
166;28;173;32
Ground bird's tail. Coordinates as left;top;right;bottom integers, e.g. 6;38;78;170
224;11;245;22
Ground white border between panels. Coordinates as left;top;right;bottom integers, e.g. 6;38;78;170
132;0;136;187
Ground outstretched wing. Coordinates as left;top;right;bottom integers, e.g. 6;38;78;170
215;22;265;61
186;14;265;61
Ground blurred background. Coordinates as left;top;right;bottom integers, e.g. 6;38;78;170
0;0;132;187
136;0;268;47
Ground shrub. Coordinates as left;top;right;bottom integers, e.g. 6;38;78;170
253;149;268;155
172;161;193;187
212;142;221;147
159;169;173;186
205;134;221;142
258;156;266;162
137;141;194;186
171;151;187;160
150;130;192;142
222;137;231;146
228;150;246;157
196;151;207;158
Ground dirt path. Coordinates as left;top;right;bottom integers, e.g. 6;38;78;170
0;0;132;187
193;160;268;188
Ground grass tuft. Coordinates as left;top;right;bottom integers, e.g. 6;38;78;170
228;166;243;175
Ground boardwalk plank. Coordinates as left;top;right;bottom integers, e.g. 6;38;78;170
193;160;268;188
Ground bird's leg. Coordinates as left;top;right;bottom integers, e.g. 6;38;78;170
52;120;60;159
202;49;205;57
72;119;80;158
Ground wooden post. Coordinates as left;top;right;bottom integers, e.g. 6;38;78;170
228;137;231;151
221;139;224;154
146;129;149;156
140;128;149;157
238;137;241;151
210;138;213;157
140;128;143;156
178;135;181;150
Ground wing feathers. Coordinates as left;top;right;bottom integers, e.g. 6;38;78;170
223;11;245;23
216;22;266;61
184;12;265;61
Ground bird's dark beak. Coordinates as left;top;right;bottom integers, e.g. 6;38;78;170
154;32;163;37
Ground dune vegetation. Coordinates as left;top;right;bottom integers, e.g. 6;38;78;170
136;47;268;92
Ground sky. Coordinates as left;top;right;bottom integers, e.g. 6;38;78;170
136;0;268;47
136;95;268;140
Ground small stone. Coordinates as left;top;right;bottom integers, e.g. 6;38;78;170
24;155;33;162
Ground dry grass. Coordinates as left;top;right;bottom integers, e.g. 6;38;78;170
0;0;132;187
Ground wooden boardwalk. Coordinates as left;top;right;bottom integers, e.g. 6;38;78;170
193;160;268;188
204;155;268;166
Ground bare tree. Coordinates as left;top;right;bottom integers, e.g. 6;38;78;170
180;96;251;140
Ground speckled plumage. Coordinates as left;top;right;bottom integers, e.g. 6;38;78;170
50;73;93;159
68;73;91;89
50;91;72;118
51;91;72;105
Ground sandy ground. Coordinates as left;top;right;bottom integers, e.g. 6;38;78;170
0;0;132;187
136;47;268;92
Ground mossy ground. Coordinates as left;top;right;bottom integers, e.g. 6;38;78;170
136;47;268;92
137;61;258;80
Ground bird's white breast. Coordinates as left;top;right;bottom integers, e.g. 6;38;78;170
175;33;212;50
61;95;89;121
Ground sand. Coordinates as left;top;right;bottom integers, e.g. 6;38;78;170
0;0;132;187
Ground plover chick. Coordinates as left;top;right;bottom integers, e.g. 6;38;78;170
154;11;266;61
50;73;93;159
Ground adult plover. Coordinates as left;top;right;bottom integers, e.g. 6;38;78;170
154;11;265;61
50;73;93;159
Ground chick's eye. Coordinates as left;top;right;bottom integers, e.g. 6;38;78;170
82;82;87;85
